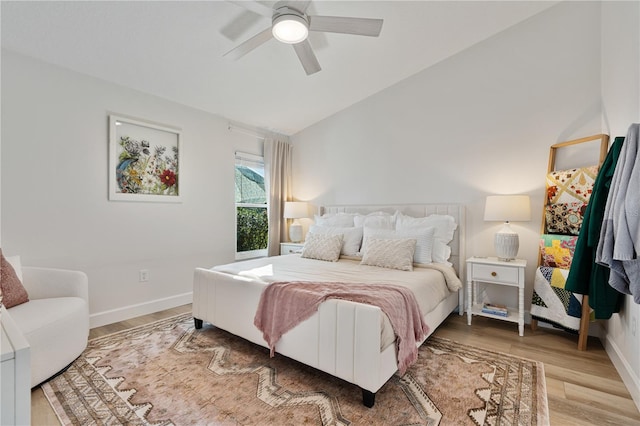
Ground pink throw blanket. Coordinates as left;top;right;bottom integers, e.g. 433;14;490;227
253;281;429;375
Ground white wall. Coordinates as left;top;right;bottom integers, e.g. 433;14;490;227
292;1;602;306
2;0;638;408
0;50;266;327
292;0;640;411
600;0;640;410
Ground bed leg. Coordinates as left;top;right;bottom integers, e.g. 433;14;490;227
194;318;203;329
362;389;376;408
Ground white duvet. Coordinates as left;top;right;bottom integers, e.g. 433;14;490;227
212;254;460;349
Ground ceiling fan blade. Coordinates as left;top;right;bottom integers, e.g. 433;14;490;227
220;11;263;41
227;0;273;18
295;1;312;13
309;16;383;37
292;40;321;75
275;0;311;13
223;27;273;60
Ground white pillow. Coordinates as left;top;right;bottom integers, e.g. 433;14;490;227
396;213;457;240
362;226;435;264
308;225;363;256
396;213;457;264
431;243;452;266
353;211;397;229
313;213;356;227
360;238;416;271
301;233;343;262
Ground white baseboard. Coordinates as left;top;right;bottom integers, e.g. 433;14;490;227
529;315;639;410
89;292;193;329
525;311;606;339
605;334;640;412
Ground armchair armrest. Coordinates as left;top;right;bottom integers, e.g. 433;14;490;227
21;267;88;302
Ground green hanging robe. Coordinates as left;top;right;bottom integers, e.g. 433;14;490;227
565;137;625;319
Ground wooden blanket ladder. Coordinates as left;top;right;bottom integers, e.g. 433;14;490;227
531;133;609;350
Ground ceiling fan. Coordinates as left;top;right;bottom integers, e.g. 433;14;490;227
224;1;384;75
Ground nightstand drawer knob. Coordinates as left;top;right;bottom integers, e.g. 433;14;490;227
491;271;497;277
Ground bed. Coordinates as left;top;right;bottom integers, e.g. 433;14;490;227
192;204;465;407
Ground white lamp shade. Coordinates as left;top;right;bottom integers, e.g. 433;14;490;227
484;195;531;222
283;201;309;219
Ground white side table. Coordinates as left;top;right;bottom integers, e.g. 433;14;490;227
466;257;526;336
280;242;304;255
1;308;31;426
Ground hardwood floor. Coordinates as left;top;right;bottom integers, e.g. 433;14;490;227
32;305;640;425
434;314;640;426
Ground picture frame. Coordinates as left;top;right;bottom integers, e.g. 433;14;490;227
109;115;182;203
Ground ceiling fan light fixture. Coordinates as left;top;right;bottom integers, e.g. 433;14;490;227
272;14;308;44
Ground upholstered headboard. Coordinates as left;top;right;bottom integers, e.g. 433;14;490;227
319;204;466;277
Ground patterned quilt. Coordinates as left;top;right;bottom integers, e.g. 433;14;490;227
544;202;587;235
546;165;598;204
530;266;586;332
539;234;578;269
532;165;599;331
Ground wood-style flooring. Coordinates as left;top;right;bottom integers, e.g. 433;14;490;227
435;314;640;426
32;304;640;425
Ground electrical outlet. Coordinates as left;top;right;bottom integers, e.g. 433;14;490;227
632;316;637;337
139;269;149;282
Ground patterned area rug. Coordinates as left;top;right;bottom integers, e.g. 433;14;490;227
42;313;548;425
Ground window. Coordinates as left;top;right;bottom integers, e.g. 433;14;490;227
235;152;268;259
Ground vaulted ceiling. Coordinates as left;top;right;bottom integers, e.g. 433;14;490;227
1;1;558;135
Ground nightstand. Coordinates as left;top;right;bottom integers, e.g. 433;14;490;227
280;242;304;255
466;256;526;336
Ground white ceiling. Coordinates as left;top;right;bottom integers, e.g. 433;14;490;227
1;1;558;135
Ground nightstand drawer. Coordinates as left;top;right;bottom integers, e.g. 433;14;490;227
280;243;304;255
472;264;518;283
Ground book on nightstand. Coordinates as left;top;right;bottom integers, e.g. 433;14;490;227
482;303;508;317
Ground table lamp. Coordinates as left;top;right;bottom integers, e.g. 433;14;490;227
283;201;309;243
484;195;531;261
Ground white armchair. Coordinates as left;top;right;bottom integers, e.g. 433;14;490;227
6;266;89;387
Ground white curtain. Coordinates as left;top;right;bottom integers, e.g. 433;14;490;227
264;137;293;256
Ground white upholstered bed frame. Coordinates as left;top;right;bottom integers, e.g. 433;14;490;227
192;204;465;407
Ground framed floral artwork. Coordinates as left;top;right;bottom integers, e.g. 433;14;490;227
109;115;182;202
